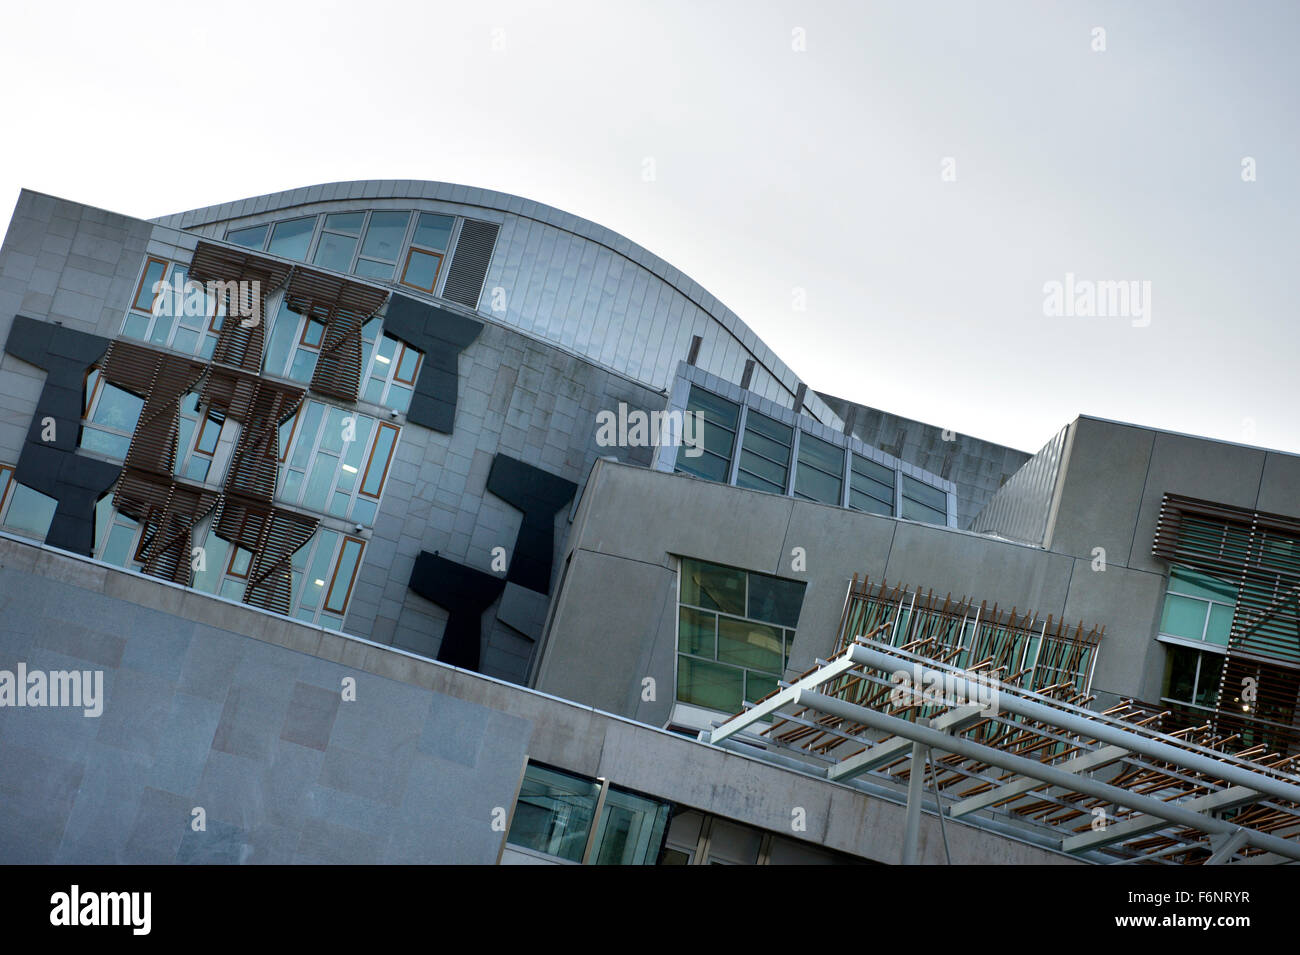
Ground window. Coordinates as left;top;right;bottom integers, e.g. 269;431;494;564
354;211;410;281
120;262;221;360
674;386;738;483
81;368;144;460
901;474;947;524
359;318;421;412
93;496;143;570
505;762;672;865
263;301;325;384
290;528;365;627
1162;644;1225;711
1159;567;1236;647
312;212;364;273
794;431;843;505
0;475;56;540
174;392;227;483
277;400;397;525
676;557;804;715
131;257;168;312
736;409;792;494
399;213;453;293
849;453;894;516
267;216;316;260
0;465;12;515
226;224;269;250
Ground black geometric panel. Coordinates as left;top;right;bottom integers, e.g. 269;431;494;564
486;454;577;595
381;294;482;434
4;316;120;555
408;551;506;672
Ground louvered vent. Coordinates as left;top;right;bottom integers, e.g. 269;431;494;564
441;219;499;308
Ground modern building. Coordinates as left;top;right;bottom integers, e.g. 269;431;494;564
1;181;1298;865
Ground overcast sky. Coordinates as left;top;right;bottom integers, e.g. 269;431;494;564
2;0;1296;455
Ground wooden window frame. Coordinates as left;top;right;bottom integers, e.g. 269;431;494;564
323;536;365;615
226;545;254;580
132;257;169;313
399;248;443;294
0;464;14;515
392;343;421;386
358;422;399;500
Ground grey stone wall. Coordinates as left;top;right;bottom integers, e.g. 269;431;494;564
0;535;1073;864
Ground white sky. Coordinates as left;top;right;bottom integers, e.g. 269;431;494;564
2;0;1297;454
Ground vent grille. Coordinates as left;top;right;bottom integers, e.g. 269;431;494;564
442;219;499;308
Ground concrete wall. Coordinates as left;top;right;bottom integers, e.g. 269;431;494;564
0;533;1072;864
536;459;1176;715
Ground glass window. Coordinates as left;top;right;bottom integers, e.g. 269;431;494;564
400;248;443;293
312;231;357;273
736;409;792;494
133;258;168;312
680;558;745;616
795;432;843;505
278;401;396;523
412;213;454;250
507;764;600;863
1159;566;1237;647
1;482;57;539
324;537;363;614
354;258;395;281
324;212;365;235
850;453;895;516
675;386;738;483
81;374;144;461
591;789;672;866
226;224;268;249
1163;644;1225;711
676;557;804;714
901;475;947;524
359;211;410;263
267;217;316;260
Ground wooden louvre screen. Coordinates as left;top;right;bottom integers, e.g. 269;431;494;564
282;267;389;403
1153;493;1300;754
188;241;294;374
112;470;220;584
214;493;318;614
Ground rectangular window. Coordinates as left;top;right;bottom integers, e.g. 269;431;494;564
278;401;396;523
507;763;601;863
674;386;738;483
132;257;168;312
901;474;947;524
0;464;12;514
263;302;323;383
359;319;422;413
353;210;410;280
794;431;843;505
1159;567;1236;647
1;481;58;540
505;762;672;866
267;216;316;261
81;369;144;461
226;224;269;250
849;453;895;516
412;213;454;251
1162;644;1225;711
121;262;220;359
735;409;792;494
324;536;364;614
676;557;804;715
400;248;443;293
